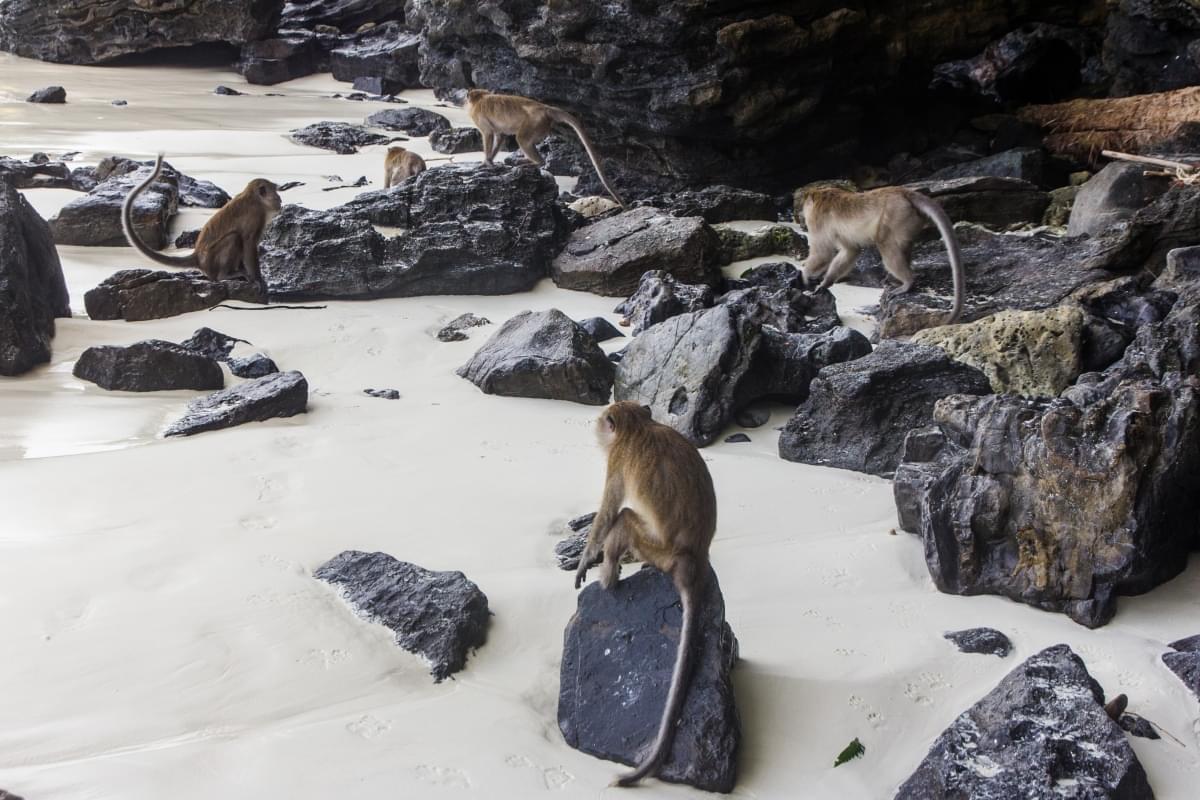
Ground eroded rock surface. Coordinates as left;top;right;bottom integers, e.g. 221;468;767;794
1162;634;1200;702
84;269;262;321
73;340;224;392
290;121;393;154
943;628;1012;658
164;370;307;436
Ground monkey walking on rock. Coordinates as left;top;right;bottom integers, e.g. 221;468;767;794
574;401;717;787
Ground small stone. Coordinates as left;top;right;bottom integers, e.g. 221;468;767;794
724;433;751;443
437;313;491;342
363;388;400;399
576;317;624;342
174;229;201;249
1118;714;1160;740
214;85;244;96
943;627;1012;658
180;327;250;361
111;99;128;106
229;353;279;378
164;371;308;437
27;86;66;103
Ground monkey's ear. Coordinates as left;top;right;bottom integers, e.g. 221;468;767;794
258;184;271;197
639;404;652;419
605;414;616;432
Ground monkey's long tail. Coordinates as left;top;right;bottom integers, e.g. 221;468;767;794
615;581;697;787
121;154;199;269
548;108;625;209
909;192;964;325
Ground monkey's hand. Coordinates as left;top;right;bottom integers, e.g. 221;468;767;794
574;562;589;590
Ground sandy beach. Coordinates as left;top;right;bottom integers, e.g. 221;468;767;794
1;52;1198;799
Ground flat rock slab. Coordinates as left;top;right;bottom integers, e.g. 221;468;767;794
641;185;778;223
314;550;489;682
50;165;177;248
907;176;1050;228
84;269;263;321
456;309;614;405
366;107;450;136
559;565;740;793
73;340;224;392
1162;634;1200;701
164;370;307;437
944;627;1012;658
896;644;1153;800
290;121;392;154
551;206;721;297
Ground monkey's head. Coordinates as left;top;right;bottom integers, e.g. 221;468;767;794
387;146;408;157
466;88;490;106
247;178;282;214
792;180;858;226
596;401;653;447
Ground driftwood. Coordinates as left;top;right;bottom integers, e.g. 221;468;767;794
1102;150;1199;184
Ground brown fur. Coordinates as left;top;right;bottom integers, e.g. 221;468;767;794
383;146;427;188
574;401;717;787
797;185;965;326
465;88;623;207
121;154;281;296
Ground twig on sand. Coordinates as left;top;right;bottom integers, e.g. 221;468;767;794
211;303;328;311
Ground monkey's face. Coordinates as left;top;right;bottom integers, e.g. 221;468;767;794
596;401;653;446
253;180;282;214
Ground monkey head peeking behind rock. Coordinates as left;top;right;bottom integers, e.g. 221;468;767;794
796;185;965;326
574;401;717;787
464;88;624;208
121;155;281;299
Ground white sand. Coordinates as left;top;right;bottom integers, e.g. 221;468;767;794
1;53;1198;799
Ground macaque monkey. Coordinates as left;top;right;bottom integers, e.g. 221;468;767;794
465;88;624;208
574;401;717;787
796;185;965;325
383;146;427;188
121;154;281;296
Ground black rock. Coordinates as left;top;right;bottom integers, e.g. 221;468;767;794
331;22;421;92
0;156;74;190
1162;634;1200;702
229;353;278;378
277;181;304;192
559;565;739;793
927;148;1046;186
1068;162;1172;238
1105;0;1200;95
0;181;71;375
237;31;331;85
214;85;244;96
576;317;624;342
1119;714;1160;740
554;512;598;571
640;185;777;223
552;207;722;297
363;387;400;399
905;176;1051;229
436;312;491;342
896;644;1153;800
314;550;489;682
26;86;66;103
734;403;770;428
28;153;49;164
164;370;308;437
0;790;24;800
73;340;224;392
456;309;614;405
613;270;714;335
85;269;263;321
260;164;568;300
429;126;483;154
366;106;450;136
180;327;249;361
717;283;840;335
289;121;392;154
281;0;403;30
780;342;991;477
943;628;1012;658
94;156;230;208
352;75;400;95
175;229;201;249
724;433;750;443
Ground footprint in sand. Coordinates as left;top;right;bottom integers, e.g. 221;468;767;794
347;714;391;739
904;671;950;705
298;648;351;669
257;553;304;574
256;474;291;503
414;765;471;788
505;756;575;790
239;514;278;531
848;694;886;729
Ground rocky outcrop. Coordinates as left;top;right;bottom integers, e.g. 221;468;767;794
780;342;991;476
73;340;224;391
911;305;1086;397
330;22;422;94
84;269;262;321
559;565;740;793
1162;634;1200;702
237;31;332;85
0;0;284;64
164;370;308;436
260;164;568;299
614;271;715;335
289;121;392;154
927;148;1047;185
907;177;1050;229
943;627;1012;658
893;247;1200;627
456;309;614;405
640;186;778;223
1068;162;1172;238
896;644;1153;800
365;107;450;136
281;0;404;30
1104;0;1200;95
314;550;489;682
0;156;75;190
551;207;721;297
0;181;71;376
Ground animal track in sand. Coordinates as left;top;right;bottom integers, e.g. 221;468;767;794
1114;668;1144;689
257;553;305;574
820;567;855;588
848;694;886;728
505;755;575;790
239;514;278;531
272;434;308;456
299;648;351;669
904;671;949;705
414;764;471;788
256;474;291;503
347;714;391;739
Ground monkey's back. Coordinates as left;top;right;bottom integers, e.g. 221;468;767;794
807;186;923;247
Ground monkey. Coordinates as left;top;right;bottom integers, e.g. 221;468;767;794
574;401;717;787
464;88;624;208
121;154;281;297
383;146;427;188
795;185;965;326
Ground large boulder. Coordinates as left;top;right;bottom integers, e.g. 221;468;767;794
893;247;1200;627
237;30;332;85
73;340;224;391
613;270;715;335
314;550;489;683
559;565;739;793
927;148;1047;185
260;164;569;300
289;121;392;154
456;309;614;405
896;644;1153;800
330;22;422;94
1162;634;1200;702
0;181;71;376
1104;0;1200;95
164;370;308;436
551;207;721;297
1067;162;1173;238
0;0;284;64
365;107;450;136
84;269;262;321
779;342;991;477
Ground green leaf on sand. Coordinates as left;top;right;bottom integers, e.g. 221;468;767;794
834;737;865;767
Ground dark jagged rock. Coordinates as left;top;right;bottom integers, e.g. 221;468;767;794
1068;162;1172;238
724;433;750;443
96;156;230;208
429;126;482;154
84;269;262;321
894;247;1200;627
906;176;1051;229
366;106;450;136
927;148;1047;185
944;628;1012;658
164;370;308;437
641;185;777;223
331;22;421;93
780;342;991;476
437;312;491;342
559;565;739;793
214;85;244;96
26;86;66;103
111;99;128;106
175;229;201;249
281;0;404;30
180;327;249;361
1119;714;1160;740
0;0;284;64
314;550;489;682
229;353;279;378
751;326;872;402
73;340;224;392
1162;634;1200;701
552;207;721;297
1105;0;1200;95
364;387;400;399
289;121;392;154
456;309;614;405
67;165;99;192
577;317;623;343
726;260;805;292
237;31;329;85
717;283;840;335
896;644;1153;800
734;403;770;428
0;156;74;189
0;181;71;376
614;270;715;335
260;164;568;300
554;512;597;571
